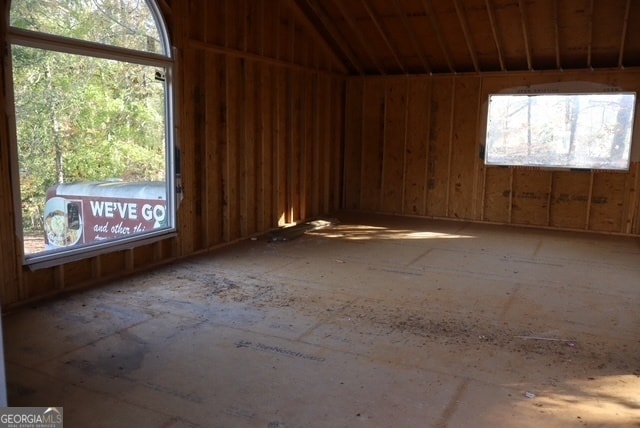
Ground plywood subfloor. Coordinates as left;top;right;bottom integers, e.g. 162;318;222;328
4;213;640;427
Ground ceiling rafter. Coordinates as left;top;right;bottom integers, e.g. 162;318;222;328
392;0;432;74
453;0;479;72
553;0;561;69
484;0;505;71
330;0;385;75
283;0;349;73
302;0;365;75
360;0;406;74
517;0;532;70
420;0;456;73
587;0;594;68
391;0;431;73
618;0;631;68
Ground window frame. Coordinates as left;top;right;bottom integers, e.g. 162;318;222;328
5;0;177;269
483;91;637;171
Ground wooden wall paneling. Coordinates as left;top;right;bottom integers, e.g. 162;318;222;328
449;76;481;220
549;171;590;229
320;75;332;214
380;78;407;213
193;48;206;250
24;269;55;300
256;65;270;231
546;172;553;226
276;68;288;225
133;244;156;269
125;248;134;272
263;66;277;228
311;74;321;216
54;265;64;292
585;171;595;229
249;65;269;234
227;0;247;51
508;168;514;223
404;78;431;216
472;78;485;219
185;1;209;250
623;162;640;234
244;61;258;236
246;0;264;54
97;251;126;279
203;53;226;246
633;164;640;234
63;259;94;288
226;57;242;238
479;76;509;223
482;167;511;223
426;77;454;218
178;47;200;254
294;20;310;70
91;257;101;280
289;71;302;222
279;5;293;63
343;79;364;210
301;73;314;219
204;0;226;46
0;4;20;306
265;0;280;59
360;79;386;212
332;78;345;212
511;169;552;226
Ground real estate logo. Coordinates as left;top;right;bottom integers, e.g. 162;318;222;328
0;407;63;428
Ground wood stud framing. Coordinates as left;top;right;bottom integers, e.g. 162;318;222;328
485;0;505;72
553;0;561;70
392;0;431;74
345;71;640;235
330;0;385;75
517;0;532;71
1;0;346;308
618;0;631;68
302;0;365;75
453;0;479;73
587;0;594;68
294;0;639;75
360;0;406;74
3;0;640;311
421;0;456;73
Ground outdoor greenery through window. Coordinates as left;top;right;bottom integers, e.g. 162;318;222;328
485;93;636;170
9;0;174;263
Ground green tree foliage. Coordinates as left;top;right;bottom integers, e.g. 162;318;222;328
10;0;167;231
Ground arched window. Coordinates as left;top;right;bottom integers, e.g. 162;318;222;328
7;0;175;266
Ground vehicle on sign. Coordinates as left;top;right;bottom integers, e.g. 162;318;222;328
43;181;167;249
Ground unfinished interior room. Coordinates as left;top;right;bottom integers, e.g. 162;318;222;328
1;0;639;426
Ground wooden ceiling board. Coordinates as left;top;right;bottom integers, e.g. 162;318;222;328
463;0;503;71
361;0;407;73
383;18;429;73
491;0;529;71
325;0;382;74
557;0;592;69
392;0;432;73
591;0;627;68
412;14;456;73
397;0;432;17
304;0;365;73
523;0;558;70
430;1;478;73
294;0;636;75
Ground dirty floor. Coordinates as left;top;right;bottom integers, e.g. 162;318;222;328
4;213;640;427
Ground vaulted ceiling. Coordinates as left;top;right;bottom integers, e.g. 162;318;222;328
294;0;640;75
